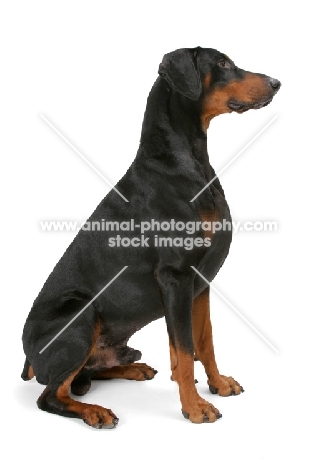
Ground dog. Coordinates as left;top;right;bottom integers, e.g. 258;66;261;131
22;47;280;428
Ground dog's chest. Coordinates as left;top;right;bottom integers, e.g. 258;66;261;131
198;186;232;281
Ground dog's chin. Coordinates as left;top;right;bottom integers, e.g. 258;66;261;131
228;99;272;113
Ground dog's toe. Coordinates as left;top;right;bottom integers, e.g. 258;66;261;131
208;375;244;397
82;407;118;429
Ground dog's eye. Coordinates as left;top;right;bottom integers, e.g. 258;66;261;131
217;60;230;69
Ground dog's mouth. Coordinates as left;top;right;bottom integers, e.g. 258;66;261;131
227;98;272;113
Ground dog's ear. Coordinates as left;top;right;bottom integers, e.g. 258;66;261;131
158;48;202;101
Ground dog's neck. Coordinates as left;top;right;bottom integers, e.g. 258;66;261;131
138;77;212;180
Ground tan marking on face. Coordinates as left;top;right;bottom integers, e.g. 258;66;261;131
201;72;271;130
204;72;211;88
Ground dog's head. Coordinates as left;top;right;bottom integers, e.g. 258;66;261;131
159;47;281;130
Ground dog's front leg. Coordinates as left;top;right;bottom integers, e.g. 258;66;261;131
156;268;221;423
192;287;244;396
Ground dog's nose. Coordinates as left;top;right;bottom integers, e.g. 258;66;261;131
269;78;281;92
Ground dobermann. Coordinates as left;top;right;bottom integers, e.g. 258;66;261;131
22;47;280;428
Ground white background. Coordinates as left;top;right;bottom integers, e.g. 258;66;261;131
1;1;311;466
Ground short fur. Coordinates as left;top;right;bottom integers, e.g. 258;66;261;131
22;47;280;428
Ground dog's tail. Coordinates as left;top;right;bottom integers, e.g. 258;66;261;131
21;358;35;381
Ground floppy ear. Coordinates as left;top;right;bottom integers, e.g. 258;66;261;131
158;48;202;101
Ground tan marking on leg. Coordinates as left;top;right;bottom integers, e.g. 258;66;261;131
56;371;117;427
173;347;221;423
93;363;157;381
169;340;179;381
192;289;243;396
38;320;118;428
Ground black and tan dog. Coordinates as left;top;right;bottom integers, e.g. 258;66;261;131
22;47;280;428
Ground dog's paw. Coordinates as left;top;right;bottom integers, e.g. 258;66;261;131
125;363;158;381
81;405;119;429
209;375;244;396
181;398;222;424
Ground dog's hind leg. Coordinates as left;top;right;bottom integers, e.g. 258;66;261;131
92;363;158;381
71;348;157;395
21;358;35;381
38;371;118;429
36;312;118;428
